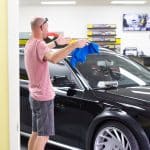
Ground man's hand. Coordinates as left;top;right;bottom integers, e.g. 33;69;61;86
74;39;89;48
56;35;71;45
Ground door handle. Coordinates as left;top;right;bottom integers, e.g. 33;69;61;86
55;103;65;109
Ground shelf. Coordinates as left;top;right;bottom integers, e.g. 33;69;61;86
87;24;120;52
87;30;116;36
87;24;116;29
87;35;116;37
88;37;116;42
102;45;115;49
19;39;28;46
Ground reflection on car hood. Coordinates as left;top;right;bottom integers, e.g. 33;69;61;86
94;86;150;107
93;86;150;112
108;86;150;103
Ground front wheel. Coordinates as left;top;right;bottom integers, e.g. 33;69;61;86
93;121;140;150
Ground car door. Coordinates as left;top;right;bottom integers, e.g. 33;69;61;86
48;60;89;148
20;50;32;134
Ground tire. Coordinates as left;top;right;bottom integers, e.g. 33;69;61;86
93;121;140;150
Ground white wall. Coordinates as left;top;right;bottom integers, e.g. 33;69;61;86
19;5;150;55
9;0;20;150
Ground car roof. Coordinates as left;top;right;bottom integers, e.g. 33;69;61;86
19;47;118;57
66;48;118;59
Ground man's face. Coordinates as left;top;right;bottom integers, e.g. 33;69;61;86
41;22;48;39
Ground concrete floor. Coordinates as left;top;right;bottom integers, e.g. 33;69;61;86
21;136;66;150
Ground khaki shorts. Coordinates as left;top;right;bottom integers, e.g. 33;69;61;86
29;96;55;136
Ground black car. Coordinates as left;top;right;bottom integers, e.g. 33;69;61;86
20;48;150;150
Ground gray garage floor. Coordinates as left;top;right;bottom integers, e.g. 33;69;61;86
21;136;66;150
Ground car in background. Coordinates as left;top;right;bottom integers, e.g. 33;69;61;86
20;48;150;150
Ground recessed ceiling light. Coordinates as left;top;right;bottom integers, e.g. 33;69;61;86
111;0;147;5
41;1;76;5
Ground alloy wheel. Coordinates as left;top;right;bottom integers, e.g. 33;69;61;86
94;127;131;150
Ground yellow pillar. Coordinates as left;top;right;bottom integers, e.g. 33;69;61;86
0;0;9;149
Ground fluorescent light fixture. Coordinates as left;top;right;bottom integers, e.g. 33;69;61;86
111;0;147;5
41;1;76;5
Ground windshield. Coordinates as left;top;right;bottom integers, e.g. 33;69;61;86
76;52;150;88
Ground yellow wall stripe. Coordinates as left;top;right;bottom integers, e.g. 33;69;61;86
0;0;9;149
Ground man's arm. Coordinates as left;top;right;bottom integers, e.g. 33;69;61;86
44;40;88;64
47;40;56;49
46;35;71;49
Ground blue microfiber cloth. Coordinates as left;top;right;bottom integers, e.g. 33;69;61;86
70;42;100;68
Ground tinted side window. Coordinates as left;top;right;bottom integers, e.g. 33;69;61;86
49;61;82;89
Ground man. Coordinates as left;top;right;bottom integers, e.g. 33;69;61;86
24;17;88;150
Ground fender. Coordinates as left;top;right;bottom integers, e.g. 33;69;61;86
85;108;150;150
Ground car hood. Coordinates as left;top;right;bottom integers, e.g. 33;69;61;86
108;86;150;103
94;86;150;108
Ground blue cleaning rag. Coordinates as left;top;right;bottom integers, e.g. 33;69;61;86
70;42;100;68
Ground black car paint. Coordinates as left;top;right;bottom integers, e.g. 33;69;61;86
20;49;150;150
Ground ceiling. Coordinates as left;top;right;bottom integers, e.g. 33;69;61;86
20;0;150;6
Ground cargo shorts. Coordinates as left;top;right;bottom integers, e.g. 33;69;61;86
29;96;55;136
